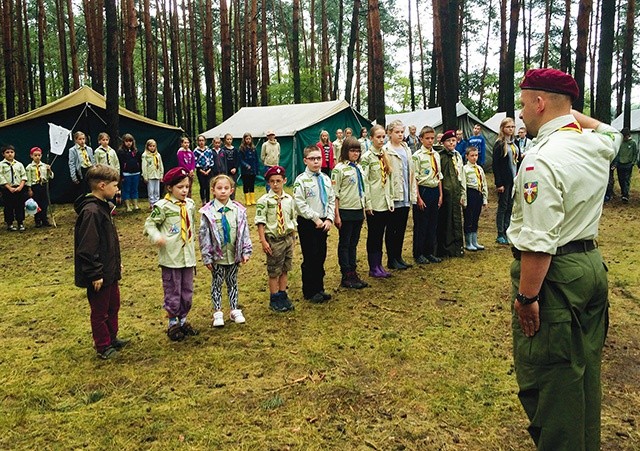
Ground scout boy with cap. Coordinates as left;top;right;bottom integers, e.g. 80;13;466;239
25;147;54;228
0;145;28;231
255;165;297;312
261;130;280;192
144;167;198;342
508;68;622;450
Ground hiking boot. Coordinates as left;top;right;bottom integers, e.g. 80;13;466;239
181;322;199;336
426;255;442;263
111;337;130;349
415;255;430;264
269;293;288;312
167;324;185;341
353;272;369;288
307;293;326;303
97;346;118;360
230;309;246;324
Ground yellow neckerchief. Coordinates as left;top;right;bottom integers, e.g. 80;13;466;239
472;164;483;191
372;148;387;185
165;194;191;244
149;150;159;169
426;148;438;175
79;146;90;166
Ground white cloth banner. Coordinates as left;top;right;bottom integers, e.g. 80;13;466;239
48;123;71;156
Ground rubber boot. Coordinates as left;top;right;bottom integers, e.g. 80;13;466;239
374;253;392;278
368;253;388;278
465;233;478;251
133;199;140;210
251;192;256;205
125;200;133;212
473;232;485;250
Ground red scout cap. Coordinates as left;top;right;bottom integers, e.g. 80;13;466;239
264;165;286;180
441;130;456;142
30;147;43;155
162;167;190;185
520;68;579;101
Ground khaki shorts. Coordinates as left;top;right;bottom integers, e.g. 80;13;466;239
266;233;295;278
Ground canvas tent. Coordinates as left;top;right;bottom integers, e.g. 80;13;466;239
485;110;524;133
0;86;184;203
612;110;640;144
386;102;498;166
202;100;371;183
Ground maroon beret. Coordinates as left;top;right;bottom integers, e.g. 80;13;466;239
30;147;43;155
265;165;286;180
520;68;579;101
162;167;190;185
441;130;456;142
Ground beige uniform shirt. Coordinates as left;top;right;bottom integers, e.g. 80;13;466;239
261;140;280;167
25;162;54;186
293;168;336;222
141;150;165;180
331;161;366;210
507;115;621;254
412;146;443;189
333;138;343;157
0;159;27;187
360;148;394;212
461;163;488;207
254;191;297;238
94;146;120;174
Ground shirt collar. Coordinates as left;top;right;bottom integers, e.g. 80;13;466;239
213;199;233;210
535;114;576;141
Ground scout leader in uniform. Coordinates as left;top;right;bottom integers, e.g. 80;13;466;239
508;68;622;451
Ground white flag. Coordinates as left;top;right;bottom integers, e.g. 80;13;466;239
48;123;72;156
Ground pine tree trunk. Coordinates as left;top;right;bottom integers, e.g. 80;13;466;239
432;0;443;107
249;0;258;106
309;0;317;98
260;0;270;106
589;0;600;109
219;0;232;120
180;0;192;135
615;0;624;117
15;0;28;113
574;0;591;112
344;0;360;105
541;0;551;67
2;0;15;117
408;0;415;111
622;0;635;128
143;0;157;120
37;0;47;105
22;0;35;110
559;0;572;73
321;0;330;101
66;0;80;90
105;0;120;141
157;0;174;124
170;0;183;127
368;0;385;126
272;0;282;86
189;0;202;131
202;0;216;127
332;0;343;100
292;0;301;103
594;0;615;122
55;0;70;95
122;0;138;113
435;0;460;130
416;0;427;110
234;0;243;110
478;0;493;118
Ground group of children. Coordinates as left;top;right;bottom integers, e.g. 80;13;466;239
71;122;494;359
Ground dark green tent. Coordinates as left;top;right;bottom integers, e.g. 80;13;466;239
201;100;372;184
0;86;184;203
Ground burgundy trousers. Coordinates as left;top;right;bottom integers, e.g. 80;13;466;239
87;282;120;352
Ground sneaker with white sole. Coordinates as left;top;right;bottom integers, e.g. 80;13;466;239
230;309;246;324
212;311;225;327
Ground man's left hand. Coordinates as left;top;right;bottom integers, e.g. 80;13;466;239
515;300;540;337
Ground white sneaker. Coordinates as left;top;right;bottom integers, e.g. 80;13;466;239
212;311;224;327
230;309;246;324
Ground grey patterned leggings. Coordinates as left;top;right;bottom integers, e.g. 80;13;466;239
211;263;239;311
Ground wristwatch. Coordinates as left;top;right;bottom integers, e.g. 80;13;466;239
516;292;539;305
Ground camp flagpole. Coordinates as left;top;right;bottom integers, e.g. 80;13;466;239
46;152;58;228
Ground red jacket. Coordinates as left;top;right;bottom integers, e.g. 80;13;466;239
316;141;335;169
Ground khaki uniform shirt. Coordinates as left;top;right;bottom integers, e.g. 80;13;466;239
461;163;487;206
293;168;336;222
0;159;27;187
144;196;197;268
333;138;343;157
255;191;297;238
412;146;443;189
94;146;120;174
25;162;54;186
331;161;366;210
360;147;394;212
261;141;280;167
141;150;165;180
507;115;621;254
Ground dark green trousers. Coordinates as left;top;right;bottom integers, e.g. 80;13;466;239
510;249;608;451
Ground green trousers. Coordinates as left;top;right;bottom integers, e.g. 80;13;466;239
510;249;608;451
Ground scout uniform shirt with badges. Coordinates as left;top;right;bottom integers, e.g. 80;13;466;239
293;168;336;222
25;162;54;186
360;147;394;212
412;146;443;189
331;161;366;210
0;159;27;187
255;191;297;238
143;194;197;268
94;146;120;174
507;114;621;254
141;150;165;180
461;162;487;206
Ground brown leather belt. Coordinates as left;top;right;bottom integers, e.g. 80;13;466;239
512;240;597;260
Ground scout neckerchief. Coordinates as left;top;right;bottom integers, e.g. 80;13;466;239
151;151;160;169
35;163;41;183
508;141;518;165
474;164;483;191
450;150;461;177
376;151;387;185
79;146;90;167
7;160;15;184
217;205;231;244
428;149;439;175
313;172;328;212
165;194;191;244
275;194;285;236
348;162;364;197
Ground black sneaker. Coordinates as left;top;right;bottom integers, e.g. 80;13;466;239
181;322;199;336
97;346;118;360
307;293;326;303
111;337;130;350
415;255;430;264
167;324;185;341
622;196;629;203
426;255;442;263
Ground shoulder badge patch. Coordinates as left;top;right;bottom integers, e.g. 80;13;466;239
524;181;538;204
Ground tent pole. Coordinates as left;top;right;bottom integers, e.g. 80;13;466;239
69;103;91;133
46;153;58;228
